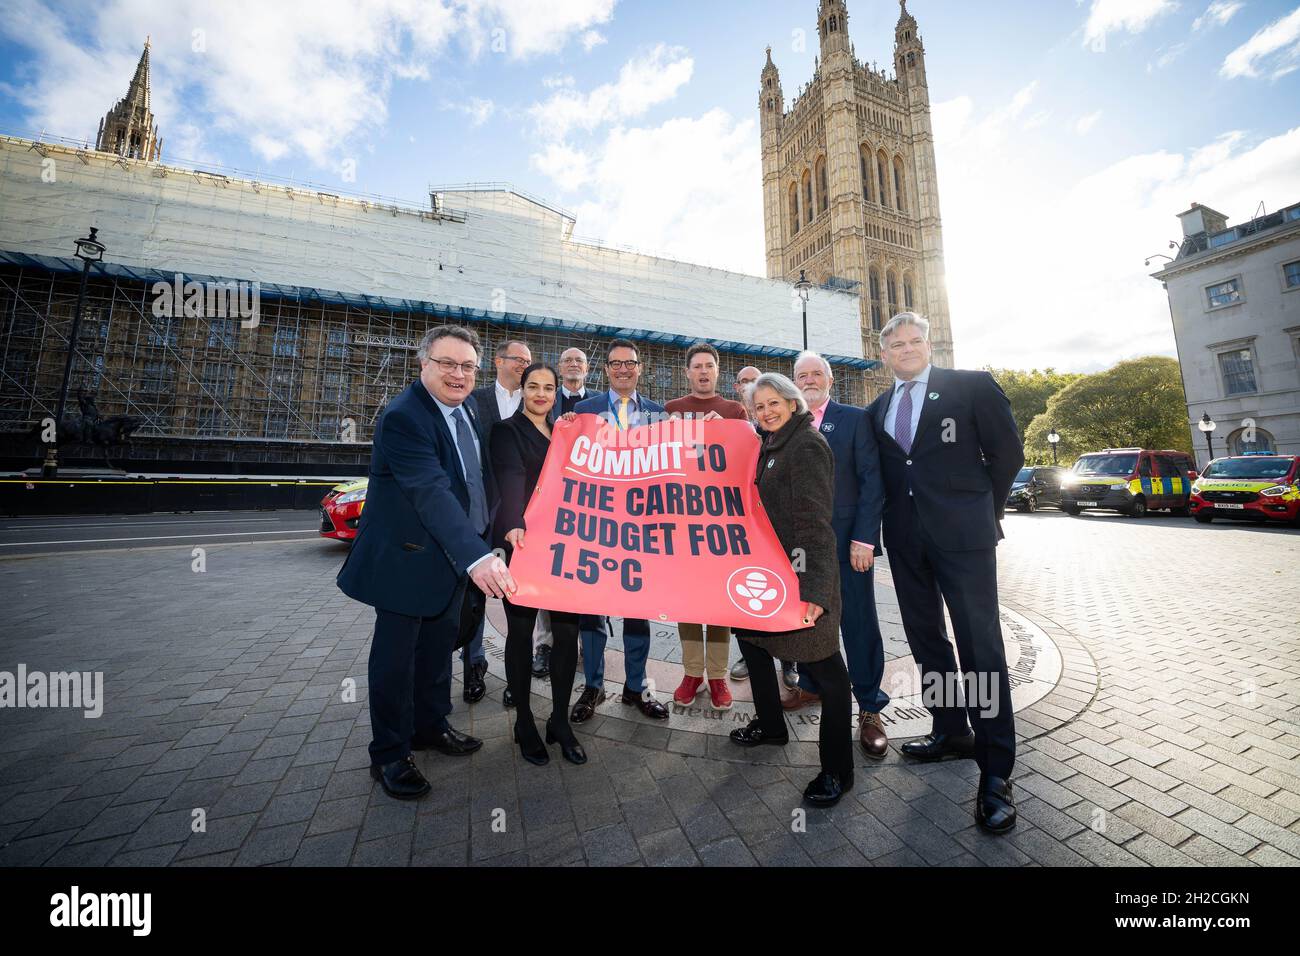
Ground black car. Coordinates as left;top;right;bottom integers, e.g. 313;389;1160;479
1006;465;1068;512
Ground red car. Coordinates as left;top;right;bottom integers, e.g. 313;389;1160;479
1190;455;1300;526
319;478;368;541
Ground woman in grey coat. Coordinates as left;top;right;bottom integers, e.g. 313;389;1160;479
732;373;854;806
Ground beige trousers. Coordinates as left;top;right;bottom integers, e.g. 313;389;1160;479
678;623;732;679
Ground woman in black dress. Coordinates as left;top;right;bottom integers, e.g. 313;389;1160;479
490;363;586;766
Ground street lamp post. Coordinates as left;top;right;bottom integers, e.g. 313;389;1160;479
41;227;106;479
794;269;812;351
1047;427;1060;466
1197;412;1217;467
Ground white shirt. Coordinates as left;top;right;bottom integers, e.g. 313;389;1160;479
495;380;522;419
884;364;932;446
561;385;587;400
425;388;490;571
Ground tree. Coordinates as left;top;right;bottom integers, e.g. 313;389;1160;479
985;367;1082;441
1023;356;1191;465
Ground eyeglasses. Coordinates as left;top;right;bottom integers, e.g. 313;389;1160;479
499;355;530;365
606;359;640;370
427;357;480;375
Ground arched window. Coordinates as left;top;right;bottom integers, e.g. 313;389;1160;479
877;151;890;209
887;271;899;318
829;15;837;32
789;182;800;236
816;157;828;215
894;157;907;213
1229;427;1275;455
903;275;915;310
868;268;883;331
860;146;873;202
803;169;814;225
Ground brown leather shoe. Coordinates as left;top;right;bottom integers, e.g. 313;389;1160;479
858;711;888;760
781;687;821;711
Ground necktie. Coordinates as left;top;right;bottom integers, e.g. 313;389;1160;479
618;397;629;431
894;381;916;454
451;406;489;533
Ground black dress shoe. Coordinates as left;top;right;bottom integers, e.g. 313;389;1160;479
976;775;1017;833
545;718;588;765
411;727;482;756
503;687;515;708
463;660;487;703
532;645;552;678
900;732;976;762
513;724;549;766
370;755;431;800
729;719;790;748
570;686;606;724
619;688;669;720
803;769;853;807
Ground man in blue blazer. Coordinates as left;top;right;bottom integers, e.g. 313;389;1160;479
568;338;671;724
867;312;1024;833
338;325;517;800
786;352;890;759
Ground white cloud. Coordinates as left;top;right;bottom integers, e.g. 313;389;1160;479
1149;42;1188;71
529;44;694;141
1193;1;1244;31
581;30;608;52
1082;0;1179;51
444;96;496;126
460;0;615;59
529;109;762;275
1220;6;1300;79
933;82;1300;371
0;0;614;170
931;80;1039;151
542;73;576;89
1075;110;1103;134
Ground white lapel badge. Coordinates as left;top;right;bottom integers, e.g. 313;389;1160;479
821;423;835;433
766;459;775;469
928;392;940;401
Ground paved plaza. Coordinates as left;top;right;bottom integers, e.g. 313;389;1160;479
0;509;1297;867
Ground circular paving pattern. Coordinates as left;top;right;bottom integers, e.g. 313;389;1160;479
481;570;1087;757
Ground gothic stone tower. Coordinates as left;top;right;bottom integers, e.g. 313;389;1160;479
760;0;954;387
96;38;163;161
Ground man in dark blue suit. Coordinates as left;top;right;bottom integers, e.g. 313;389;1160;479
785;352;890;760
866;312;1024;833
568;338;671;724
338;325;517;800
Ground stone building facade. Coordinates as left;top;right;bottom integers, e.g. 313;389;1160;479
760;0;954;394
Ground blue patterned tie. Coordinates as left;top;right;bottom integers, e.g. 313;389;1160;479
894;381;916;453
451;407;489;533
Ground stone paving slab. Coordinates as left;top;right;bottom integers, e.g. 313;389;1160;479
0;510;1297;866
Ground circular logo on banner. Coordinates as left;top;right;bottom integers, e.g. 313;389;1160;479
725;566;788;619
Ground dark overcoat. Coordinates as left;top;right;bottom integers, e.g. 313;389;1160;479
736;410;842;663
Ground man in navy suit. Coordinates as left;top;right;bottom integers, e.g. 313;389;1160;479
866;312;1024;833
784;352;890;760
568;338;671;724
338;325;517;800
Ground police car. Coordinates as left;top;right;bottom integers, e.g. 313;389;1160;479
1190;454;1300;526
1059;448;1196;518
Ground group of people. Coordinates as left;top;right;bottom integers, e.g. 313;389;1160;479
337;310;1025;833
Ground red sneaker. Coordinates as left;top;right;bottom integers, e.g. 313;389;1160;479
708;679;733;711
673;675;704;705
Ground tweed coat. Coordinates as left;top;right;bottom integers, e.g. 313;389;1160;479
736;409;842;663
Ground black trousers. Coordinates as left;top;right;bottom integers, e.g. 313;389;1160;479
503;599;580;741
739;639;853;778
368;584;484;767
887;498;1016;779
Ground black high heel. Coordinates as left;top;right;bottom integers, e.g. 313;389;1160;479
545;718;587;765
513;726;549;766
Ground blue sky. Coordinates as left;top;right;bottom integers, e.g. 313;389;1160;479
2;0;1299;371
